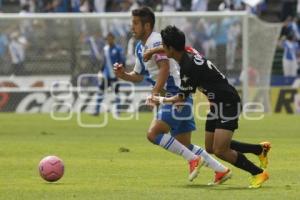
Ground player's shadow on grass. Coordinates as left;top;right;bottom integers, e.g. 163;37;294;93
178;184;274;190
175;184;213;189
207;185;274;191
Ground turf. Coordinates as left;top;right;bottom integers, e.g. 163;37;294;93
0;113;299;200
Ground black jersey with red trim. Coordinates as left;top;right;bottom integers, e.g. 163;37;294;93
179;47;240;103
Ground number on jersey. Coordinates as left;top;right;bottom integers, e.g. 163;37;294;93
207;60;226;79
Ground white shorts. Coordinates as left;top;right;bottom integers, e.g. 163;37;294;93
283;59;298;77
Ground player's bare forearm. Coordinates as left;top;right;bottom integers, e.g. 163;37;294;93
152;59;170;95
150;45;165;54
119;71;143;83
114;62;143;83
143;45;165;62
149;94;184;105
166;94;185;103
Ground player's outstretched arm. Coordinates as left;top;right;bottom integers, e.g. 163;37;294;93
148;94;184;105
143;45;165;62
113;63;143;83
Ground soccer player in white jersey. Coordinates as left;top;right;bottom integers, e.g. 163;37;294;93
114;6;232;184
280;32;299;77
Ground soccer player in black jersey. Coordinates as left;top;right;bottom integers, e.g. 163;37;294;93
147;25;271;188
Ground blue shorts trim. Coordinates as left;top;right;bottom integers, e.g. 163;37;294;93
156;97;196;136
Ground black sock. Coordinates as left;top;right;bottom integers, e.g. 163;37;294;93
234;152;263;175
230;140;262;155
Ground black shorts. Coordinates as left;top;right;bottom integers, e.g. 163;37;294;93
205;102;242;133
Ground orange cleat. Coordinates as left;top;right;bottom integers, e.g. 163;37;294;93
249;170;269;188
258;141;271;169
210;169;232;185
188;156;204;182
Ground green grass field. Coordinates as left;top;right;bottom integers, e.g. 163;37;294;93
0;113;299;200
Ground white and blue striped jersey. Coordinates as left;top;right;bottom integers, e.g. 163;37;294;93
282;40;299;61
133;32;181;94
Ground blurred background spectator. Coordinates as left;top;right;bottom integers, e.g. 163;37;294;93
81;30;105;74
93;32;125;116
8;31;27;75
191;0;208;12
279;31;299;78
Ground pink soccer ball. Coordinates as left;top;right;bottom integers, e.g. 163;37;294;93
39;156;64;182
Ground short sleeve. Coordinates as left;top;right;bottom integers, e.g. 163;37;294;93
147;34;168;62
133;42;147;75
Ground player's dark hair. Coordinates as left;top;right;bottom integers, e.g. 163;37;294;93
132;6;155;29
106;32;115;39
161;25;185;51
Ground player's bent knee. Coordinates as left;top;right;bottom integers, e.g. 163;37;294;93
213;148;226;158
146;131;157;144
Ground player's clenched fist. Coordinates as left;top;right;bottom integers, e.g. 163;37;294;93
113;63;125;78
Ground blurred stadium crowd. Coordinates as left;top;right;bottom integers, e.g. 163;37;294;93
0;0;299;86
0;0;267;13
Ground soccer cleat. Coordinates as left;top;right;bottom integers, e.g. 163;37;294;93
188;156;204;182
258;141;271;169
91;112;99;116
249;170;269;188
209;169;232;185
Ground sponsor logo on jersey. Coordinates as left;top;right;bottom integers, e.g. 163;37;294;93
182;75;189;83
180;86;194;91
220;120;229;123
153;41;161;47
